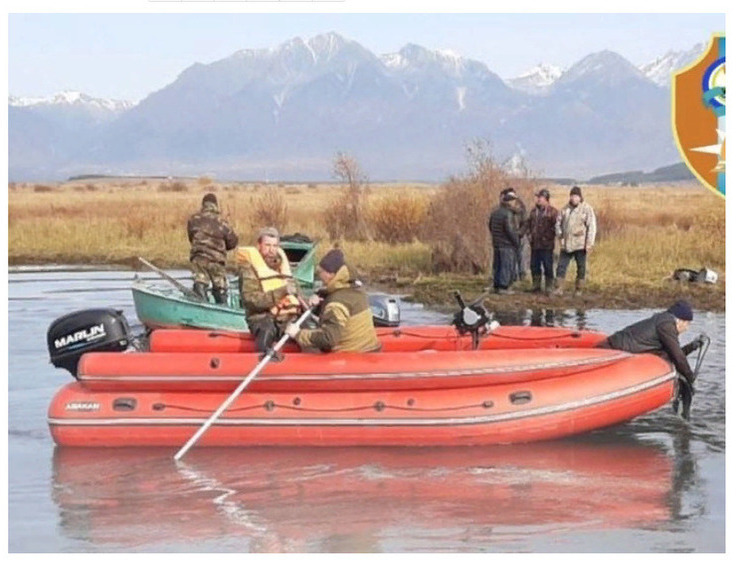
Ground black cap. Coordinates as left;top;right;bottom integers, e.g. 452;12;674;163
667;300;694;321
202;193;218;205
536;188;551;200
318;249;345;274
502;191;517;202
570;186;582;197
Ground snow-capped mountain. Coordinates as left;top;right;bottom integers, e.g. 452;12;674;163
9;90;133;113
639;42;707;87
9;32;681;181
507;63;563;94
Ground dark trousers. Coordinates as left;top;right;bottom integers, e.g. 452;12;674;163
530;249;554;284
492;247;501;290
556;250;587;281
493;246;517;290
249;315;280;354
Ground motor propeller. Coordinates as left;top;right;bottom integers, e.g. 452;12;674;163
451;291;500;349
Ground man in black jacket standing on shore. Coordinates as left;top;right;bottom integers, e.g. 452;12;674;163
488;191;521;294
596;300;707;419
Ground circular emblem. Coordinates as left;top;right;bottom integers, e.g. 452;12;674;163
702;57;725;110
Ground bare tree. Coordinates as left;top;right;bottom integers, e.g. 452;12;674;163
324;152;369;241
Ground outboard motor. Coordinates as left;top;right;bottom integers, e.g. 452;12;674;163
368;293;401;328
451;291;499;349
47;308;132;378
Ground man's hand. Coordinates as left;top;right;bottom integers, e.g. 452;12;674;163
586;246;594;254
285;323;300;339
308;294;322;307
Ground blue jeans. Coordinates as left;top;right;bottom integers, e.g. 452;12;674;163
556;250;587;281
530;249;554;284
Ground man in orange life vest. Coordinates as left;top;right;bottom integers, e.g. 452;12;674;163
239;227;301;354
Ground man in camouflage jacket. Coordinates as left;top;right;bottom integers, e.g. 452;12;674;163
187;192;238;303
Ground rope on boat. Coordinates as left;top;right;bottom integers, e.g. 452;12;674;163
155;399;496;415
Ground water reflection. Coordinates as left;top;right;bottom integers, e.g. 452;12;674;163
492;308;588;330
52;435;688;552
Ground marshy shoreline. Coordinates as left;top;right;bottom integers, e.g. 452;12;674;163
8;177;725;312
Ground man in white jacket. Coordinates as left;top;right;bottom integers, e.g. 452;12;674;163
554;186;596;296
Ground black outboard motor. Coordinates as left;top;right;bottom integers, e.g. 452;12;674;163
47;309;132;378
451;291;499;349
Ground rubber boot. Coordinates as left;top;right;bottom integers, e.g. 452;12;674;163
544;277;555;295
552;278;565;296
574;279;586;297
193;282;209;302
212;288;228;305
530;275;542;293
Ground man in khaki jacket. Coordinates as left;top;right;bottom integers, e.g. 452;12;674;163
554;186;596;296
286;249;380;353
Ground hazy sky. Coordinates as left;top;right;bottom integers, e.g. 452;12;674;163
9;13;725;101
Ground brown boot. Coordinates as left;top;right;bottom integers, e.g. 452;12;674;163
574;279;586;296
552;278;565;296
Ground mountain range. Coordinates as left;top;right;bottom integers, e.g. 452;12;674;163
8;33;705;181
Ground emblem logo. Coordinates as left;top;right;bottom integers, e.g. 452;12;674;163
672;33;725;197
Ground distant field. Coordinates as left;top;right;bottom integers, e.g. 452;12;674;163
8;178;724;310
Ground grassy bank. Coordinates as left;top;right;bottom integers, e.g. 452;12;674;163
8;178;724;311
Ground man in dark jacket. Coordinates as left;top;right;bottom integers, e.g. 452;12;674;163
527;188;559;293
187;192;239;303
488;192;521;294
596;300;707;419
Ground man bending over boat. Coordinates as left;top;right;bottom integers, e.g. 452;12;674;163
596;300;707;419
239;227;302;354
187;192;239;304
285;249;381;353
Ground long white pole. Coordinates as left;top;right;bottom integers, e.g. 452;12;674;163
174;308;313;461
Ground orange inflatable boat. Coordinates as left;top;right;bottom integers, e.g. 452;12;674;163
46;308;677;448
48;352;675;447
148;324;608;354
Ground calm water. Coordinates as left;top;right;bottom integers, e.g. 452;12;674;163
7;269;725;552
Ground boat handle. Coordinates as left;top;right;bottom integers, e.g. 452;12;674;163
112;397;137;411
509;391;532;405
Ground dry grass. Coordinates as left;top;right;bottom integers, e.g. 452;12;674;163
366;189;429;243
7;178;724;308
250;187;289;233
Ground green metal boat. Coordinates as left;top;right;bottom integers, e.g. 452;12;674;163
131;237;400;331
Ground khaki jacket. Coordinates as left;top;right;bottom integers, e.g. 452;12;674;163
295;265;380;353
556;201;597;252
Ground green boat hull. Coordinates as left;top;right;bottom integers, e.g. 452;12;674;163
132;281;250;331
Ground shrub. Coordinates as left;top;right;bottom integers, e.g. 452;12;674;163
421;140;537;273
33;184;54;193
198;176;213;187
251;187;288;232
366;191;429;243
158;181;188;192
323;152;369;241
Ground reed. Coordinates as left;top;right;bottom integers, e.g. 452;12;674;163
8;179;724;309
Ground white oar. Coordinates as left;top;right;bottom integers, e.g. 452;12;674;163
174;308;313;461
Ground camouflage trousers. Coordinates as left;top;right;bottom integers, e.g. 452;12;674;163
190;256;228;290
